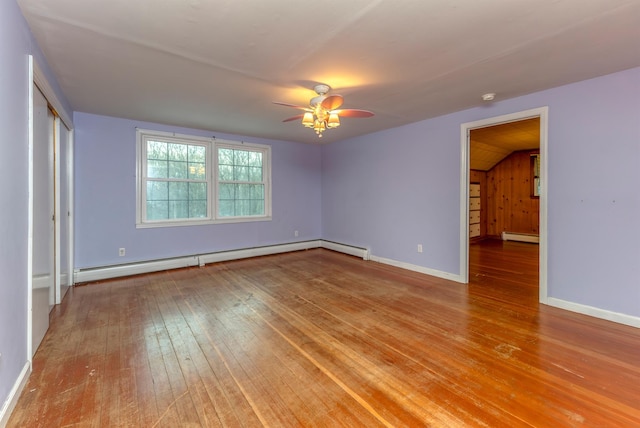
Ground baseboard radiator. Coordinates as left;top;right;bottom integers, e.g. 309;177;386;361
74;240;369;284
501;231;539;243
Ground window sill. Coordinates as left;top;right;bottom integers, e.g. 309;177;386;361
136;215;272;229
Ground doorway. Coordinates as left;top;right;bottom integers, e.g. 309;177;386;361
460;108;548;303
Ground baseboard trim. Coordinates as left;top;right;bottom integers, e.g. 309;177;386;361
31;274;51;290
198;241;322;265
546;297;640;328
321;240;369;260
74;240;458;284
75;255;200;283
0;362;30;428
369;255;464;283
74;241;324;283
501;231;540;243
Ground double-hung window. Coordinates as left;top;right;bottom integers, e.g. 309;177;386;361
137;129;271;227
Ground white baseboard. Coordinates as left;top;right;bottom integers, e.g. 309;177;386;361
75;255;200;283
368;254;465;283
74;241;324;283
0;362;30;428
31;274;51;290
501;231;539;243
74;240;457;285
546;297;640;328
321;240;369;260
60;272;69;287
198;241;322;264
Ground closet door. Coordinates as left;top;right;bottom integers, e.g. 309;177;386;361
32;85;55;355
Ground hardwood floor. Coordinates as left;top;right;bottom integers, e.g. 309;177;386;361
8;243;640;427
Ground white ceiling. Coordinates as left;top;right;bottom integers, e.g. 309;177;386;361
18;0;640;144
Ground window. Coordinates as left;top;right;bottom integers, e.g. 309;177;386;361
217;145;266;217
530;153;540;197
137;129;271;227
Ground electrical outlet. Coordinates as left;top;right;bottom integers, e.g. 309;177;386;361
417;244;423;253
294;230;299;237
119;248;126;257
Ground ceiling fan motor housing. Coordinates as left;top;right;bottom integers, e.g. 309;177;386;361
310;84;331;106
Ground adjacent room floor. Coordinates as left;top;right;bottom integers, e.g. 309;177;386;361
8;243;640;427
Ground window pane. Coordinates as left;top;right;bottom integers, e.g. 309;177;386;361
147;201;168;220
251;200;265;216
147;141;167;160
189;145;206;163
248;167;262;181
148;160;168;178
248;151;262;167
147;181;168;200
234;150;249;165
188;162;206;179
234;166;249;181
219;148;233;165
238;183;251;199
169;160;188;179
146;178;208;221
218;200;234;217
218;181;265;216
218;183;235;200
168;182;188;201
168;143;187;161
235;200;249;216
252;184;264;199
169;200;188;219
189;182;207;200
219;164;233;181
189;200;207;218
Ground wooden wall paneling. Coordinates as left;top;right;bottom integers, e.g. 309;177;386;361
486;151;539;236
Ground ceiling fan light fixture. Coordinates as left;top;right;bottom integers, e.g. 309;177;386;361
275;83;373;138
327;113;341;128
302;112;314;127
314;119;326;137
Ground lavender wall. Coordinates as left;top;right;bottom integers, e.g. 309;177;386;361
0;0;72;414
322;67;640;318
73;112;322;269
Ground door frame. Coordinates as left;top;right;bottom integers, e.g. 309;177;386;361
28;56;74;361
459;107;548;303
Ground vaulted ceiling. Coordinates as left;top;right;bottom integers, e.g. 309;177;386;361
17;0;640;144
470;118;540;171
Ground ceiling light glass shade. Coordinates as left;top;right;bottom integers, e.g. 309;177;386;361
327;113;340;128
302;112;314;127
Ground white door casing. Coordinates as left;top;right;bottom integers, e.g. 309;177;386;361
459;107;548;303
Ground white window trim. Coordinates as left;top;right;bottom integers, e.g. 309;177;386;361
136;128;272;228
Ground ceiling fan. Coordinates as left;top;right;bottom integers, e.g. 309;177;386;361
274;84;374;138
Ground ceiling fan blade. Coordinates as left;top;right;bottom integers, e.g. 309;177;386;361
273;101;310;111
321;95;344;110
282;114;305;123
335;109;374;118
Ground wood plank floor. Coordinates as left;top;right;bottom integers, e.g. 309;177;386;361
8;242;640;427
